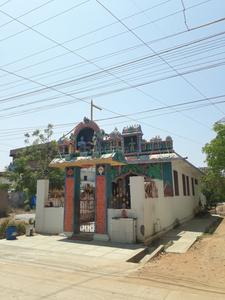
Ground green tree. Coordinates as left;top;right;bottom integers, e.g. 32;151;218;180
7;124;64;207
202;122;225;204
201;169;225;205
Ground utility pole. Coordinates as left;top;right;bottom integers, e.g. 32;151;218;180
91;99;102;121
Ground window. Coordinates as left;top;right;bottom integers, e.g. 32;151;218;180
173;170;179;196
195;179;198;185
83;175;87;181
191;177;195;196
186;176;190;196
182;174;186;196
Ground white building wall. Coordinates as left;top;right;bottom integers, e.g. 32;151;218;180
130;176;145;241
109;160;205;243
36;161;205;240
107;177;147;242
145;161;203;242
35;179;49;233
35;179;64;234
39;207;64;234
144;179;163;238
171;159;205;209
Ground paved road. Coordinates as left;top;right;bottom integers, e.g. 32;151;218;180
0;236;224;299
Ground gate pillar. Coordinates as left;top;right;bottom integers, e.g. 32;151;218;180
64;167;80;237
94;164;111;241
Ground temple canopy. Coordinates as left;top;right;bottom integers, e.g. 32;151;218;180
49;151;127;169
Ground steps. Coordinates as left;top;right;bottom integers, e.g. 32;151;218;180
72;233;94;241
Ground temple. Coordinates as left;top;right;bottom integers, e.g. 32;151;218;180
49;117;205;243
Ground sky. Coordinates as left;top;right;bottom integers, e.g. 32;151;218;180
0;0;225;170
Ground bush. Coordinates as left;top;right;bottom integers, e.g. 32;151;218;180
0;218;26;239
0;183;10;191
0;218;10;239
16;221;26;235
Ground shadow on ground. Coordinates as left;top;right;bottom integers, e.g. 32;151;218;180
57;236;144;250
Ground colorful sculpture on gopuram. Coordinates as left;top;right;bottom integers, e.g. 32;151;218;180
57;117;173;157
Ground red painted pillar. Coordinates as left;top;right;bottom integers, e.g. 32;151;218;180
96;175;106;234
95;164;111;237
64;167;80;236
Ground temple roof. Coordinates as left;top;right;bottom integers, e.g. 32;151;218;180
122;124;143;135
109;127;121;139
73;117;100;138
49;151;127;168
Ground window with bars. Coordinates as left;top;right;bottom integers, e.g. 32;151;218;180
173;170;179;196
186;176;190;196
191;177;195;196
182;174;186;196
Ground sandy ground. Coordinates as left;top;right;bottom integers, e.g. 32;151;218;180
133;216;225;294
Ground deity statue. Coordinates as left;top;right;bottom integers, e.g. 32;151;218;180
92;130;105;154
78;136;86;152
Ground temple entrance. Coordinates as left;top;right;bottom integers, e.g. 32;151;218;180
111;173;137;209
52;118;127;239
79;168;95;233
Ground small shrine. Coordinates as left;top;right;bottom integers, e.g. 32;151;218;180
50;116;176;241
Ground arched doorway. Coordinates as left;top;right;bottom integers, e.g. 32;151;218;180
111;172;137;209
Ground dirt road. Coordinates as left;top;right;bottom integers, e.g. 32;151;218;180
133;216;225;295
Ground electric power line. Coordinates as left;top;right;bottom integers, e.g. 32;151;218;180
0;4;214;133
0;31;224;124
0;0;222;146
0;0;91;43
0;28;223;105
0;0;12;8
0;0;57;30
0;1;221;132
96;0;225;116
1;96;224;143
0;51;224;119
0;0;221;85
181;0;190;31
0;31;224;94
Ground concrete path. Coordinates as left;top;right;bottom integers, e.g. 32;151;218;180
161;215;220;254
0;234;145;262
165;231;201;253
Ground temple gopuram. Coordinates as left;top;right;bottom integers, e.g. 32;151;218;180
49;117;204;242
57;117;173;157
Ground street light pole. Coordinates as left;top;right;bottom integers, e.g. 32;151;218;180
91;99;102;121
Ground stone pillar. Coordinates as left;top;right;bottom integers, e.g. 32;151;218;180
35;179;49;233
94;164;111;241
64;167;80;237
